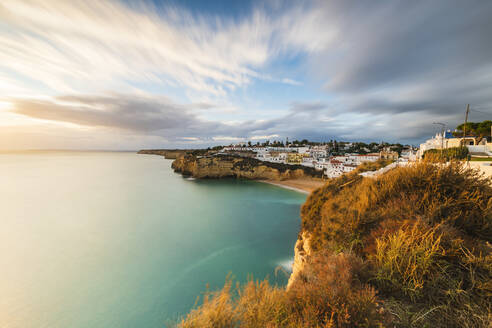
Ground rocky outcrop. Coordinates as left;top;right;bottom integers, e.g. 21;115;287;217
287;231;312;289
137;149;190;159
171;154;323;180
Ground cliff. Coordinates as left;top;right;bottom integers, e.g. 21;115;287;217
287;231;312;289
171;154;324;180
177;160;492;328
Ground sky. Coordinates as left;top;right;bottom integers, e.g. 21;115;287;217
0;0;491;150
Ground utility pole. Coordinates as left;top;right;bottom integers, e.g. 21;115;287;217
462;104;470;146
463;104;470;164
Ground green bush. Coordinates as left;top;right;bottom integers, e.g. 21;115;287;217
423;147;469;161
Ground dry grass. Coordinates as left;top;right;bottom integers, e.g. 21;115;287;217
354;159;394;174
286;251;386;327
300;160;492;327
176;253;387;328
177;160;492;327
301;160;491;252
371;221;445;301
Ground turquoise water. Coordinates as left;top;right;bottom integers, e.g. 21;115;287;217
0;151;305;328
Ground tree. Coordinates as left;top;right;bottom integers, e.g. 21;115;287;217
454;120;492;138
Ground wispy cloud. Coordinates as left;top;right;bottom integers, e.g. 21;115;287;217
1;0;492;149
10;94;221;135
0;0;319;97
8;93;343;143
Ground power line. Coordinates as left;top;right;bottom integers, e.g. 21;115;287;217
470;108;492;114
471;105;492;109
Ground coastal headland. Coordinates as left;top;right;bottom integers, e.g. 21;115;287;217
139;149;491;327
137;149;190;159
138;149;326;193
175;160;492;327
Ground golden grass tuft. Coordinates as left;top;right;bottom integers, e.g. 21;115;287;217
371;221;445;301
178;160;491;327
176;252;387;328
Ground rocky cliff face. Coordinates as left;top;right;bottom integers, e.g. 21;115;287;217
287;231;312;289
171;154;323;180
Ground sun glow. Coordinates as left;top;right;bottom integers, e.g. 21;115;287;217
0;101;13;110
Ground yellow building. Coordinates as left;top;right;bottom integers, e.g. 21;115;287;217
445;137;476;148
379;150;398;161
286;153;304;165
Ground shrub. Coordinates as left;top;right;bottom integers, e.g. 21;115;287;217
179;161;492;328
370;221;446;301
423;146;469;161
176;252;388;328
178;280;236;328
287;251;386;327
301;160;491;253
299;160;491;327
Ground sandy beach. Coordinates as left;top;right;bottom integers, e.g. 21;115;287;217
261;178;326;194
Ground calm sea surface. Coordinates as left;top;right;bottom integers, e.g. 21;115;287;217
0;151;305;328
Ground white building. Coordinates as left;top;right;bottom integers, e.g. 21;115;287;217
344;154;380;165
301;157;316;167
255;150;270;160
223;146;266;152
418;133;447;158
263;152;287;163
417;131;477;158
400;149;417;162
310;149;328;159
296;146;310;154
323;159;357;178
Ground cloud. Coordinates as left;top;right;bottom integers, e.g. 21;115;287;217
10;94;229;140
280;78;302;86
289;101;327;113
305;1;492;120
0;0;316;97
1;0;492;148
7;94;345;144
6;91;484;148
251;134;279;140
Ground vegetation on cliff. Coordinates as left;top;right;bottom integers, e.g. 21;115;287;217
353;158;394;174
172;154;324;180
423;146;470;161
175;160;491;328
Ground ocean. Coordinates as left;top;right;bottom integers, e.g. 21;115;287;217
0;151;305;328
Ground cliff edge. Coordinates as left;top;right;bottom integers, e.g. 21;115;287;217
171;154;323;181
137;149;190;159
177;160;492;328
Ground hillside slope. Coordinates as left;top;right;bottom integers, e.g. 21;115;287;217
176;161;492;328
